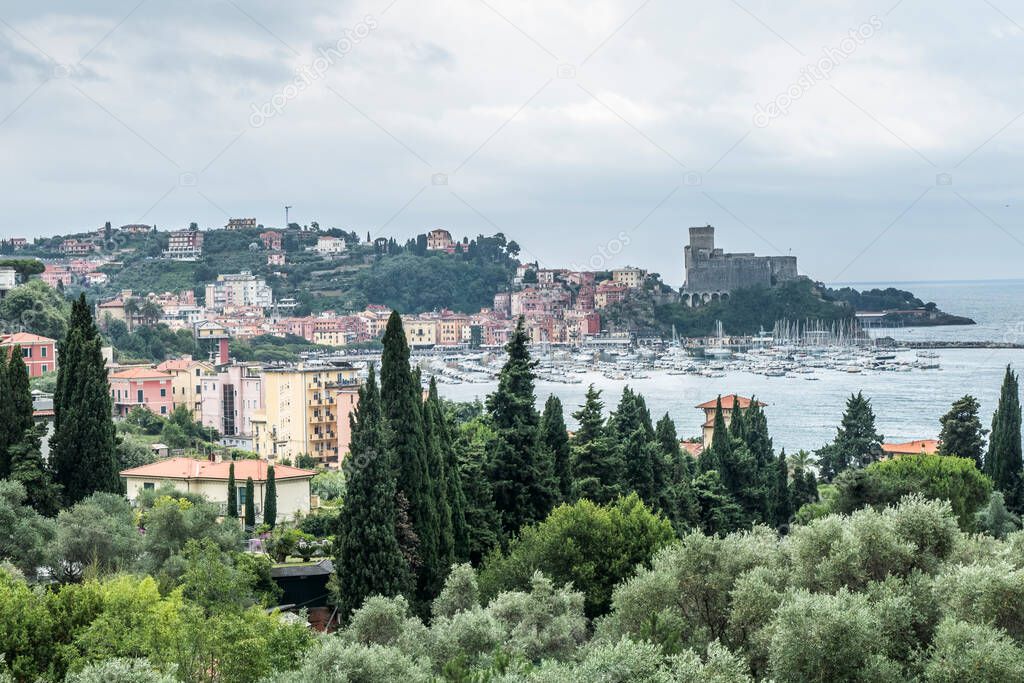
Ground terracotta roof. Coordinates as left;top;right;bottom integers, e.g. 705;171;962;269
881;439;939;455
1;332;56;345
121;457;315;481
156;358;201;372
695;394;766;410
681;441;703;457
109;367;172;380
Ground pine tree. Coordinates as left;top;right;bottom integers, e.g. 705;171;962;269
50;298;119;506
771;448;792;528
540;395;572;502
986;366;1023;510
939;395;987;469
244;477;256;530
8;424;60;516
380;312;438;603
485;317;552;537
423;379;454;583
264;465;277;529
227;462;238;519
570;385;623;504
334;365;411;619
815;392;884;482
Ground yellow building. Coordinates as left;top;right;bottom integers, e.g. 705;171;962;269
403;318;438;347
313;329;349;347
696;395;766;449
436;316;469;346
611;266;646;288
156;357;214;419
252;361;359;467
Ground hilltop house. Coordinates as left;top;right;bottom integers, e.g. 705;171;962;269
1;332;58;377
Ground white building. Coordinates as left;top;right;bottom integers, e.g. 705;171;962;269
120;457;315;523
204;271;273;310
314;236;347;255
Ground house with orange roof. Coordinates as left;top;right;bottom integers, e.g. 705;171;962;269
1;332;58;377
696;394;767;449
120;457;316;523
880;439;939;459
108;366;174;417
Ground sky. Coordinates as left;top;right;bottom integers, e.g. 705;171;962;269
1;0;1023;287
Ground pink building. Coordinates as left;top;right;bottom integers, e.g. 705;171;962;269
260;230;283;250
1;332;58;377
200;364;264;440
41;264;75;288
334;385;360;458
109;367;175;417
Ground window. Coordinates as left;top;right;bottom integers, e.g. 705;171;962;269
137;389;144;403
41;364;47;373
160;406;167;415
143;482;155;491
160;388;166;397
237;486;247;507
22;348;30;358
40;347;47;357
196;385;201;394
195;368;201;376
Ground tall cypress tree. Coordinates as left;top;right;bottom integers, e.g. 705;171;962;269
611;388;659;506
939;395;987;469
485;317;551;537
702;396;731;473
264;465;277;529
50;297;119;506
244;477;256;530
570;385;623;504
815;392;884;482
429;380;469;563
0;350;12;477
380;312;439;603
540;395;572;502
423;379;454;584
986;366;1023;510
655;413;698;530
227;462;238;519
771;448;792;528
334;365;411;618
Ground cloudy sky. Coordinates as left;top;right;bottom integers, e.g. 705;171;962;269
1;1;1023;285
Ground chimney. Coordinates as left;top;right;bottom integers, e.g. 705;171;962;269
218;337;229;365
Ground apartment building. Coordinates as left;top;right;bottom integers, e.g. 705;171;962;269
199;363;264;449
109;367;175;417
156;357;214;419
1;333;58;377
164;227;204;261
204;271;273;310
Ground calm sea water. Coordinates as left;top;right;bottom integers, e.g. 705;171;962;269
437;280;1024;454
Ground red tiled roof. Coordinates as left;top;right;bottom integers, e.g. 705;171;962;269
681;441;703;457
120;457;315;481
1;332;56;345
109;367;172;380
881;439;939;455
695;394;766;410
155;358;199;372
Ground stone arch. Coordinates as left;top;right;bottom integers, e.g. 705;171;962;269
702;292;712;304
720;292;730;302
711;293;720;302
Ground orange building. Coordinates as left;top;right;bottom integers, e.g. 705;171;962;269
880;439;939;458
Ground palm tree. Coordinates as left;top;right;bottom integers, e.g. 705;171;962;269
123;297;140;332
788;449;815;474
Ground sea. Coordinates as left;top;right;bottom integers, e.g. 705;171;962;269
436;280;1024;454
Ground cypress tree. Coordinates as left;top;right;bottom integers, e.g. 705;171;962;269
264;465;277;529
986;366;1023;510
423;379;454;584
0;350;12;477
611;388;660;506
428;379;469;562
729;400;747;441
655;413;698;530
380;312;439;603
334;365;411;618
540;395;572;502
50;298;119;506
244;477;256;530
938;395;987;468
8;424;60;516
227;462;238;519
454;419;501;565
570;385;623;504
772;448;792;528
702;396;731;473
485;317;552;537
7;349;34;453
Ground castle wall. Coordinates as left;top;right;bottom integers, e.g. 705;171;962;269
682;227;798;306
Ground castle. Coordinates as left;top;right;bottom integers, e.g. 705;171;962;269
682;225;797;306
